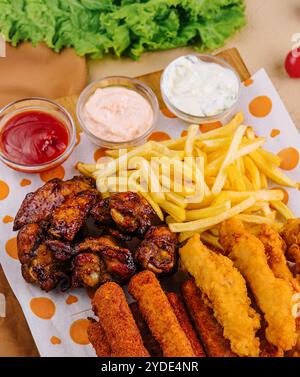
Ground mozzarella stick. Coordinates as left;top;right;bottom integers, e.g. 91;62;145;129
87;320;111;357
128;271;195;357
92;282;149;357
166;292;206;357
130;302;162;357
181;279;236;357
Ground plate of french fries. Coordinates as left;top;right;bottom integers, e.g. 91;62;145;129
78;110;297;250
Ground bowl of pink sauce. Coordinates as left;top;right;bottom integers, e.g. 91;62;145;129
77;76;159;149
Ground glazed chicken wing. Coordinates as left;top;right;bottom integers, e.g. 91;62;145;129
134;226;178;274
13;179;63;231
49;190;98;241
109;192;159;237
14;176;95;231
71;236;136;288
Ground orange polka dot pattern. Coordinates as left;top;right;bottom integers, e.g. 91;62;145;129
70;319;90;345
30;298;56;320
249;95;272;118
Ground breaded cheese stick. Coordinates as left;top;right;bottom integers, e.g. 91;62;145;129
92;282;149;357
220;218;297;351
87;320;111;357
128;271;195;357
181;279;236;357
130;302;162;357
166;292;206;357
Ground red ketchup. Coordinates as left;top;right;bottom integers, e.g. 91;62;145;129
0;111;69;165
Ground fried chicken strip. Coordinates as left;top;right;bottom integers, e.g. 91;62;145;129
281;219;300;274
181;279;236;357
128;271;195;357
166;292;206;357
180;234;261;357
258;224;293;283
92;282;149;357
220;218;297;351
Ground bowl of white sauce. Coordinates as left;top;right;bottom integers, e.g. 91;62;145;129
161;54;241;124
77;76;159;148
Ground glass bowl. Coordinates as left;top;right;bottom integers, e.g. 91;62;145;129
76;76;159;149
160;54;242;124
0;98;76;173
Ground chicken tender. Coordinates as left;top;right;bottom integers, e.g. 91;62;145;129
92;282;149;357
281;219;300;274
180;234;261;357
258;224;293;283
49;190;98;241
220;218;297;351
181;279;236;357
166;292;205;357
128;271;195;357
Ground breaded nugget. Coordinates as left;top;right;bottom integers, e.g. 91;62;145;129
92;282;149;357
181;279;236;357
130;303;162;357
180;234;261;357
220;218;297;351
87;320;111;357
166;292;205;357
128;271;195;357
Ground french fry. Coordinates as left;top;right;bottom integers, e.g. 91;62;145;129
200;232;223;250
258;148;282;167
212;125;247;194
185;201;231;221
270;201;295;220
160;200;186;222
169;197;255;233
244;156;261;190
185;124;199;157
249;151;298;187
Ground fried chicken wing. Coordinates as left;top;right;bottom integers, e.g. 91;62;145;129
258;224;293;283
49;190;98;241
90;197;113;224
17;223;44;265
91;282;149;357
281;219;300;274
220;218;297;351
135;226;178;274
72;236;135;288
128;271;196;357
180;234;261;357
14;176;95;231
22;243;65;292
14;179;63;230
109;192;159;237
45;239;77;261
181;279;236;357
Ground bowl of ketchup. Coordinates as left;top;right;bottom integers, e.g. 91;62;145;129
0;98;76;173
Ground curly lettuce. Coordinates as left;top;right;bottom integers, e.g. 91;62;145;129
0;0;246;59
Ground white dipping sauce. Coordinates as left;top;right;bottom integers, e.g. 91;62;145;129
162;55;240;117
